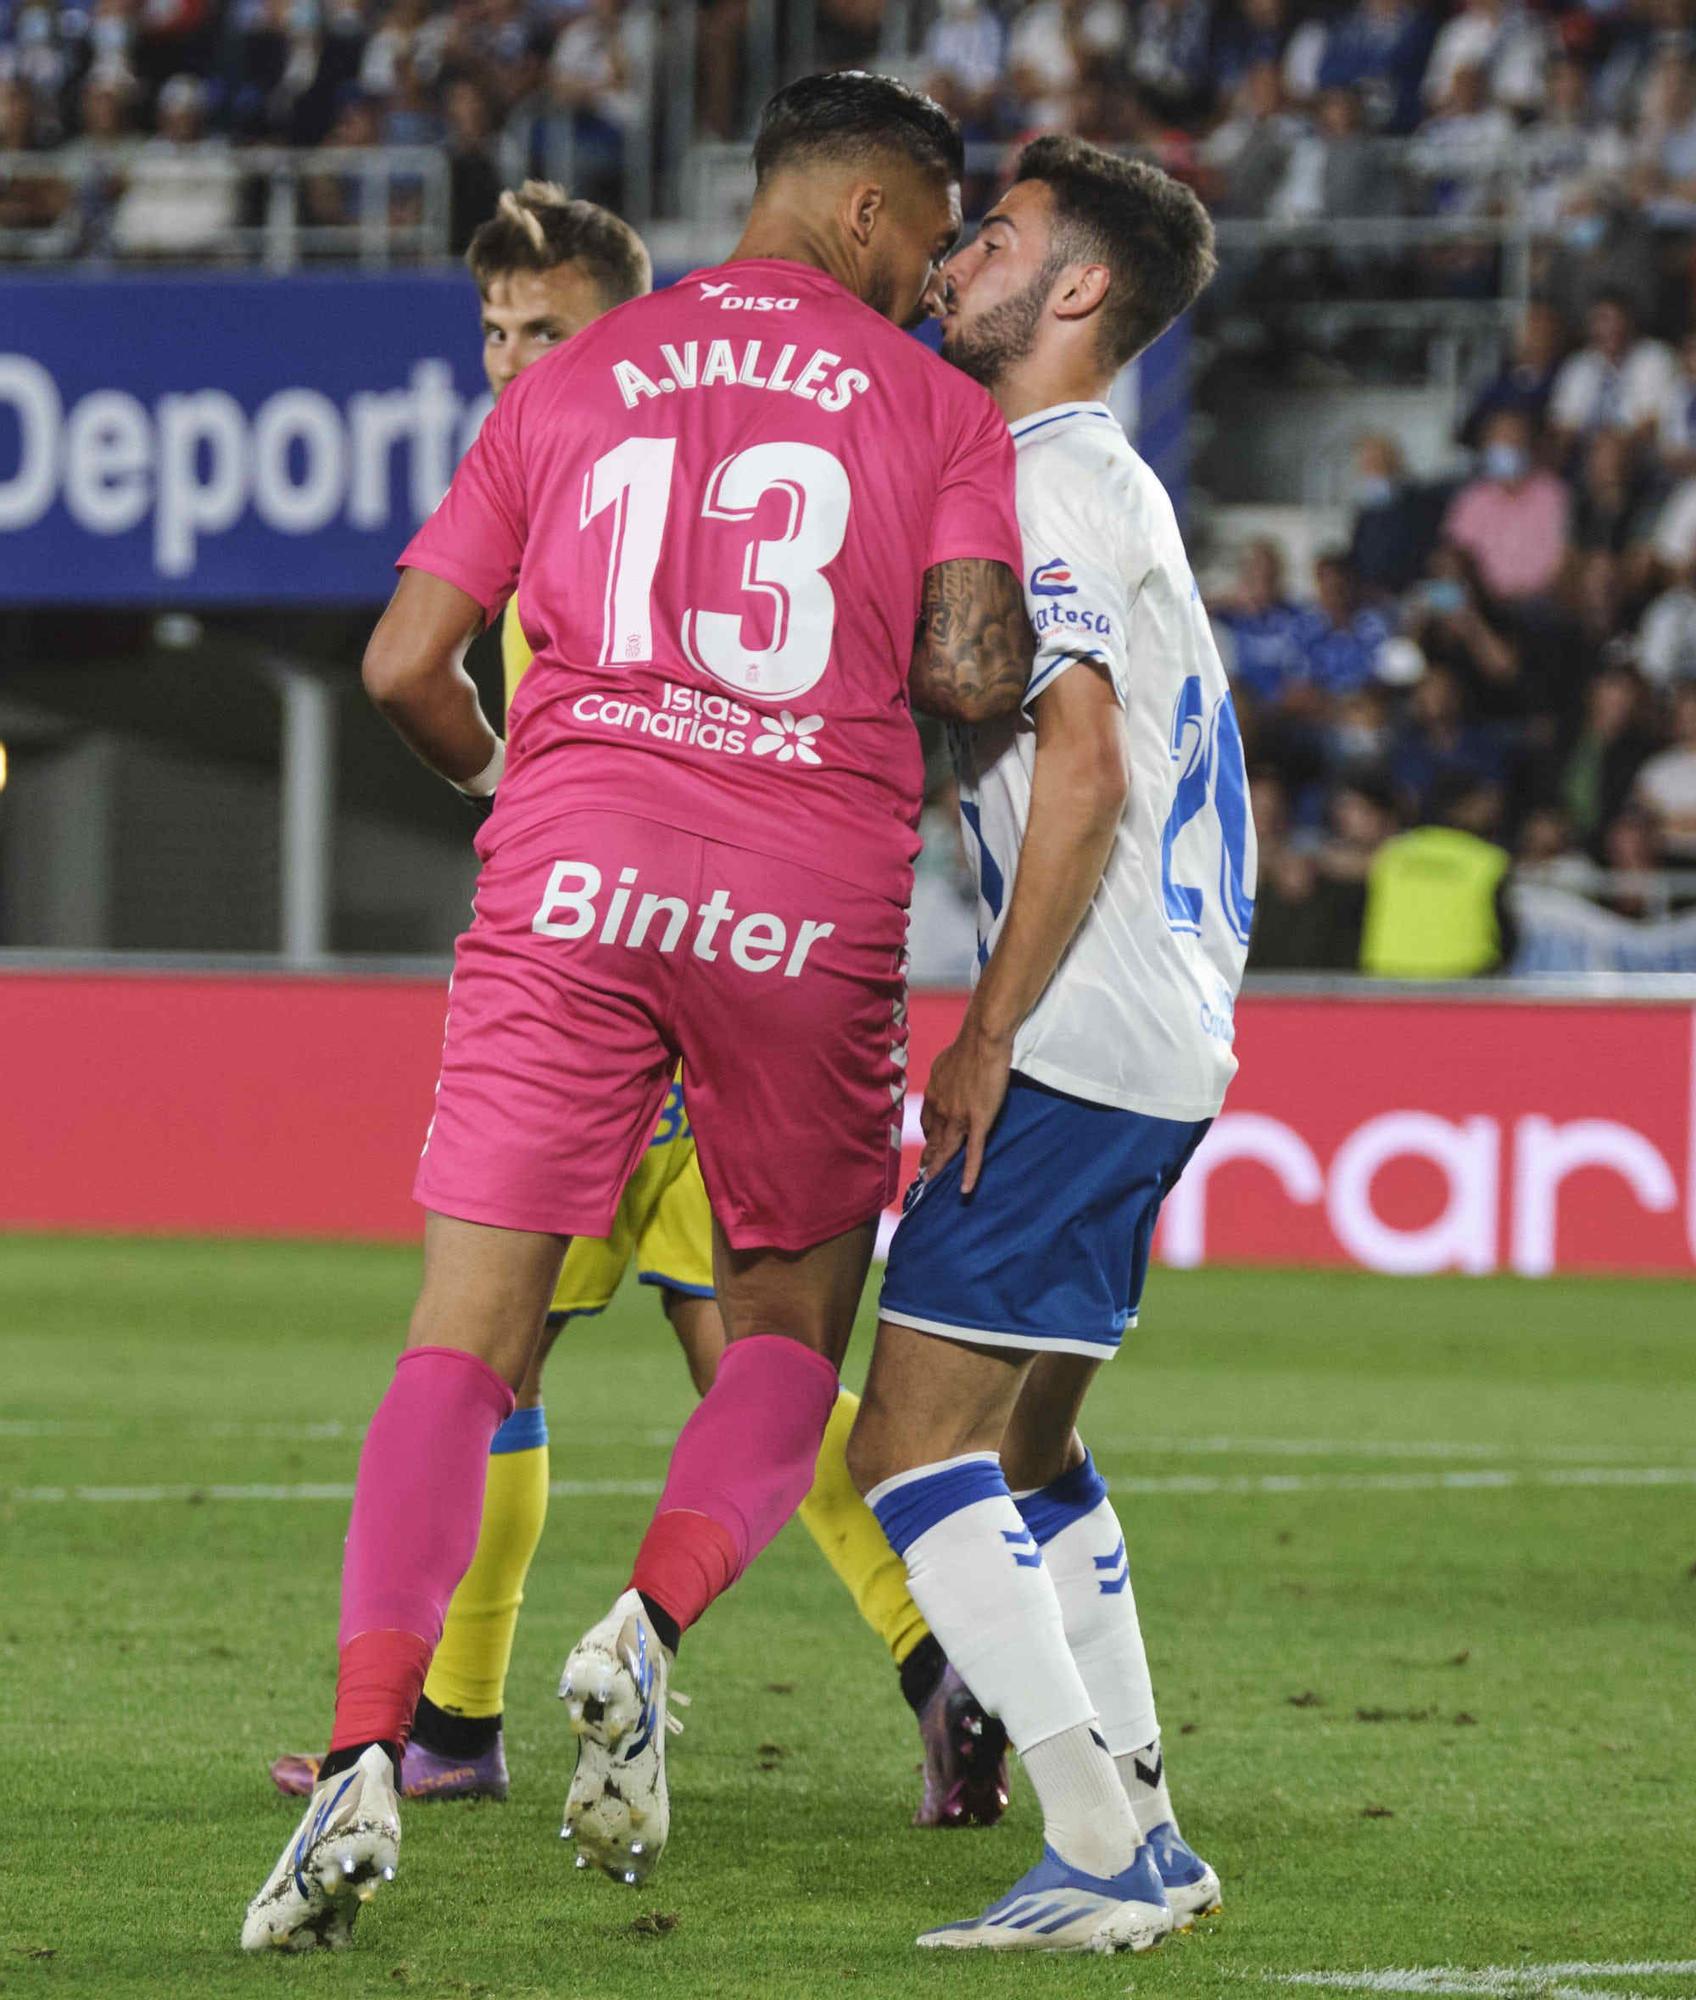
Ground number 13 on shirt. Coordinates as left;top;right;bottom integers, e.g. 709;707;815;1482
580;436;851;701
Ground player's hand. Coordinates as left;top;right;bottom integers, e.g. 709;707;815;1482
920;1019;1013;1195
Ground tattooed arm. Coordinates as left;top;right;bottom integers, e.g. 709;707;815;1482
908;558;1036;722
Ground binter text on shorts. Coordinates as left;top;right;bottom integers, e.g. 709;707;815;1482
531;860;835;978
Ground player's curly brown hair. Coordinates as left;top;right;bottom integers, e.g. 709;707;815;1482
465;180;651;307
1014;138;1216;369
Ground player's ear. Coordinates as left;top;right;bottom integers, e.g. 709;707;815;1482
1052;261;1112;327
845;180;885;247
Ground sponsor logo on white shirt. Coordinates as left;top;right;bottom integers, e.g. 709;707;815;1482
1030;556;1078;598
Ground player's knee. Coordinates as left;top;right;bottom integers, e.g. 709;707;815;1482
405;1297;535;1391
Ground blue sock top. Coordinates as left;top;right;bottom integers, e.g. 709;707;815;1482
869;1453;1008;1556
490;1403;548;1455
1015;1449;1108;1546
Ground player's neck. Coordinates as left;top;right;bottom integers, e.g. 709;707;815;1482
730;203;859;300
991;357;1113;426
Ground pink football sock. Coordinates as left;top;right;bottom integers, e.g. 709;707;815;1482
330;1344;514;1750
631;1334;840;1633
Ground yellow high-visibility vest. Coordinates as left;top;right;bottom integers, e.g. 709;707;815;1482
1361;826;1509;978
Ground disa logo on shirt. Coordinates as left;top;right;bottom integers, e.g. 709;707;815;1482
699;282;801;313
1030;557;1078;598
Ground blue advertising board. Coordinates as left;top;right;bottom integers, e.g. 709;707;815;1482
0;270;1189;606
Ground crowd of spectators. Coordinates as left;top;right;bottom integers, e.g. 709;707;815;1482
0;0;646;249
9;0;1696;975
1212;288;1696;969
11;0;1696;255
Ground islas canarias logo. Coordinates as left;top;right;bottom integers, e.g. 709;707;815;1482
1030;557;1078;598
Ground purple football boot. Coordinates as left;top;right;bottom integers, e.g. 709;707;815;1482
269;1735;509;1803
913;1665;1011;1828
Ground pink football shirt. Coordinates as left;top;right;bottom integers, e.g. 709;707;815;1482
400;257;1022;904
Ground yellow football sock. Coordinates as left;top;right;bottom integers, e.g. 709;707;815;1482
798;1388;930;1666
423;1403;550;1719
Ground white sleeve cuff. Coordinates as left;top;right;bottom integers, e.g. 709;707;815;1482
455;737;506;798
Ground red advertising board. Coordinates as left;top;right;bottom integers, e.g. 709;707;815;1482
1;972;1691;1276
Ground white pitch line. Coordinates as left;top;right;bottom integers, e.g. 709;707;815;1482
1122;1435;1696;1466
7;1417;1693;1469
1272;1963;1696;1999
12;1466;1696;1506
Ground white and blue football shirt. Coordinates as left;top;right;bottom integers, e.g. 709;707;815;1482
951;400;1256;1122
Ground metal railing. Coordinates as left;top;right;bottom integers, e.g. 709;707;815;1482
0;145;450;269
1516;862;1696;925
0;118;1658;293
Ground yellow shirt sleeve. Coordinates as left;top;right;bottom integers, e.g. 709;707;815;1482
501;597;535;722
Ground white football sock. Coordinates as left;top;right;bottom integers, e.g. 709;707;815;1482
869;1452;1140;1879
1115;1739;1179;1840
1024;1724;1143;1880
1016;1450;1177;1837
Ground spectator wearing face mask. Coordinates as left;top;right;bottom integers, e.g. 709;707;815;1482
1407;546;1529;720
1544;200;1659;337
1347;433;1451;595
1441;411;1569;605
1549;290;1677;451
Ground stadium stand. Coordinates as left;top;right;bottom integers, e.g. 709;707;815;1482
4;0;1696;969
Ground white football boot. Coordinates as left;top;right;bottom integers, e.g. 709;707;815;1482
916;1841;1173;1954
241;1743;400;1952
560;1588;684;1886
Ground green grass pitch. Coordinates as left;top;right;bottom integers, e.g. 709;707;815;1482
2;1236;1693;2000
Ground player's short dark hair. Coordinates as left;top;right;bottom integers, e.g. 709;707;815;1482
753;70;963;187
465;180;651;305
1013;137;1216;369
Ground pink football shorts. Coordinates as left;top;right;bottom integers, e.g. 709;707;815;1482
414;809;908;1252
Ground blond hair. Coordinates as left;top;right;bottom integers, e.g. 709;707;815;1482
465;181;651;305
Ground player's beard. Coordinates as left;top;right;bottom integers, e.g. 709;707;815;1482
943;263;1057;388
